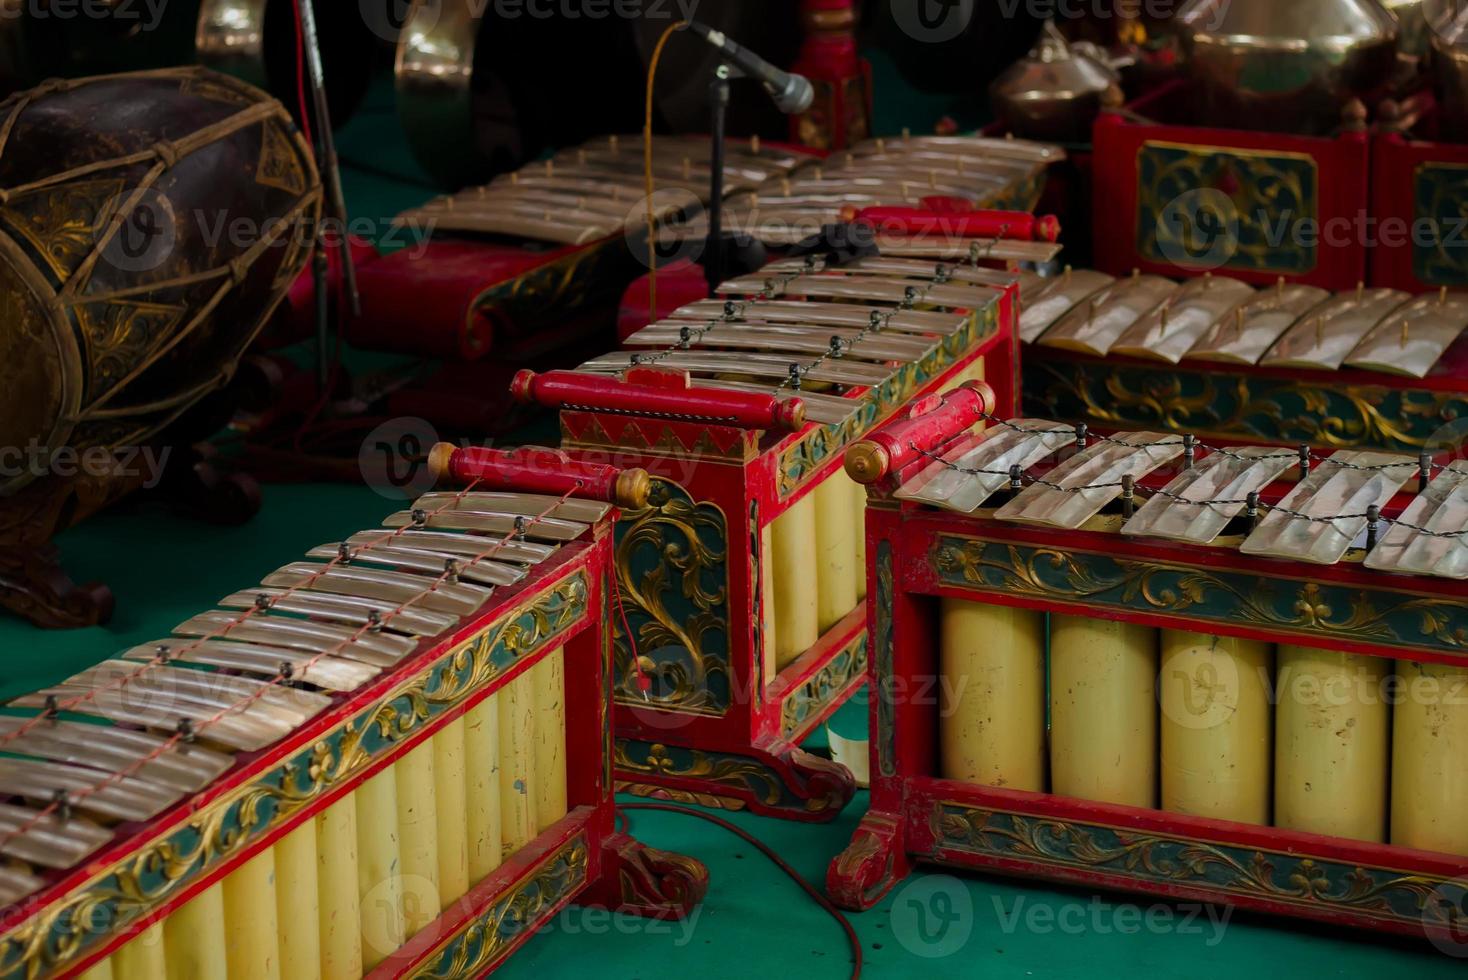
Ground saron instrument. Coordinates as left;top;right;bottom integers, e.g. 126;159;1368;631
828;389;1468;945
1017;268;1468;453
0;448;706;978
0;66;321;628
511;214;1048;819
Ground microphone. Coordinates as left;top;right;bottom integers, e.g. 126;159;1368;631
686;21;815;115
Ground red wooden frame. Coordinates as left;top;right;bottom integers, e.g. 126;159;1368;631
1370;96;1468;294
1092;80;1370;290
3;450;706;980
828;401;1468;947
514;242;1022;821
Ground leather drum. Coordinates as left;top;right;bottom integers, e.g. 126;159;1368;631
0;66;321;495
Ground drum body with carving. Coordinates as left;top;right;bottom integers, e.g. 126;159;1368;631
0;67;321;496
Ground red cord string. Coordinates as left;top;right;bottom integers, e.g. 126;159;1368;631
0;481;584;855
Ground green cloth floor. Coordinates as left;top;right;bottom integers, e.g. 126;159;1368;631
0;69;1462;979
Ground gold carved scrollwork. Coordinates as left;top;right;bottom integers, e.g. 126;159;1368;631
938;806;1449;922
613;478;730;715
614;741;785;808
409;837;589;979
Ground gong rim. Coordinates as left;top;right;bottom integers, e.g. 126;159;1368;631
395;0;486;190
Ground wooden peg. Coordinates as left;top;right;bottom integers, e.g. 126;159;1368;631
929;170;938;189
1402;319;1410;347
510;171;519;185
1158;305;1170;337
1441;286;1449;306
1314;316;1324;347
782;177;791;197
1235;307;1245;337
749;134;760;154
1131;268;1140;281
1356;280;1365;301
902;126;911;141
545;159;554;178
1276;275;1285;298
577;149;587;165
683;157;692;180
609;134;619;153
876;138;886;153
1063;263;1072;284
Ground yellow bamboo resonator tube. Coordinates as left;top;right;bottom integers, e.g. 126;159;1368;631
395;740;441;938
533;649;569;832
1274;646;1389;842
465;693;502;883
164;882;228;980
275;820;320;980
1050;615;1158;808
848;474;867;602
1391;660;1468;855
316;795;362;980
939;599;1046;791
761;524;778;686
357;768;406;969
1159;631;1273;825
224;848;282;980
813;477;858;635
499;670;537;857
771;493;819;670
113;921;166;979
434;716;471;908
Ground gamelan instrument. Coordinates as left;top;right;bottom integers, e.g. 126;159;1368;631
0;448;706;979
0;67;321;628
659;133;1064;248
829;389;1468;945
510;214;1052;820
1177;0;1399;135
343;134;820;363
1018;268;1468;452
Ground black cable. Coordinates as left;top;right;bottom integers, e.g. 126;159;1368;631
618;801;863;980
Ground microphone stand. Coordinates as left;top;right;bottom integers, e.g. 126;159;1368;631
704;62;733;297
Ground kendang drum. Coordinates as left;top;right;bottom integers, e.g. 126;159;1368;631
0;66;320;626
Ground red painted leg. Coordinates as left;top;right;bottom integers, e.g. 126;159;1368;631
827;811;910;911
582;832;709;921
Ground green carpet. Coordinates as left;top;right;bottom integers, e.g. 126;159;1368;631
0;67;1461;980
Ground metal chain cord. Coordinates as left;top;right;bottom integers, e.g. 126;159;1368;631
908;443;1468;541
